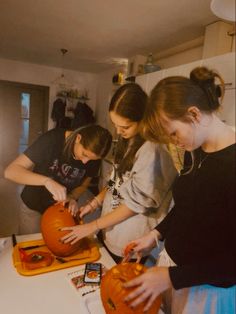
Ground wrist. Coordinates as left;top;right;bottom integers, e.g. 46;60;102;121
43;177;52;186
150;229;160;247
92;219;101;233
89;197;101;211
67;194;77;202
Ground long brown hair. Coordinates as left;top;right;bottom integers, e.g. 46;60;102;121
64;124;112;159
109;83;147;177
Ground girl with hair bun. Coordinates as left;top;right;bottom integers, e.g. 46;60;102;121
123;67;236;313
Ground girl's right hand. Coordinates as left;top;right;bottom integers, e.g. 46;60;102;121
123;231;159;259
44;178;67;202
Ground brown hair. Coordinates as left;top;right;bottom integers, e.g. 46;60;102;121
64;124;112;159
143;66;225;143
109;83;147;176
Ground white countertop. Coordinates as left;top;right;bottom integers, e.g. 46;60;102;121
0;233;115;314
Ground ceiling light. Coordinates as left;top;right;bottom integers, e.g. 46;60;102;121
52;48;73;90
210;0;236;22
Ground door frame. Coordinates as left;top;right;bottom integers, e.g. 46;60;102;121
0;79;50;134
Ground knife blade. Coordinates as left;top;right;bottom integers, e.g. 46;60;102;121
21;244;46;251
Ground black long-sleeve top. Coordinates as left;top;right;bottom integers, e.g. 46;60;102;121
156;144;236;290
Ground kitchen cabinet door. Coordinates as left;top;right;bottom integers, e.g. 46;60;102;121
202;52;235;88
177;60;202;77
218;89;235;127
145;70;164;94
135;74;148;93
202;52;235;127
136;70;164;95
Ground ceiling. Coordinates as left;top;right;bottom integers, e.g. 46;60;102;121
0;0;218;73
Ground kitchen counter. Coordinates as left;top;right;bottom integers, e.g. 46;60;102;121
0;233;115;314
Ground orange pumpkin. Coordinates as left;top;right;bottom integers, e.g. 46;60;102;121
41;203;82;257
100;263;162;314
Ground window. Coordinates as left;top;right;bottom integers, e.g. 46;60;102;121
19;93;30;153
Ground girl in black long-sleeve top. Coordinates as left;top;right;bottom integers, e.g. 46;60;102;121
123;66;236;314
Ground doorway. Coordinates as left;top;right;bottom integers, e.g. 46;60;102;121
0;80;49;236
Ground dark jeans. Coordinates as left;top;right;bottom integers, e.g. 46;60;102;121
97;231;148;264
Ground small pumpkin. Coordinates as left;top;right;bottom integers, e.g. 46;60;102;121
41;203;82;257
100;263;162;314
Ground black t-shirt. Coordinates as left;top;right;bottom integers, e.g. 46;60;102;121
21;128;100;213
156;144;236;289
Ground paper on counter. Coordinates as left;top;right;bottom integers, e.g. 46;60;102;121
0;239;7;253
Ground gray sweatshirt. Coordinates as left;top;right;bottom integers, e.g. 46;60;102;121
101;141;177;257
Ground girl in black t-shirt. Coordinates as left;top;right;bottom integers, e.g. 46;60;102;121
4;124;112;234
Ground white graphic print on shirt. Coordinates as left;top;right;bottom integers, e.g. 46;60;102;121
107;166;131;209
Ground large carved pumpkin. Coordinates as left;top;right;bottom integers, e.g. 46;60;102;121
41;203;82;257
100;263;162;314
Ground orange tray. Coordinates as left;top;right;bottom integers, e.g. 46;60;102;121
12;237;100;276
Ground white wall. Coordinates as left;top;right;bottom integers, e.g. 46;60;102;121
95;66;123;137
0;58;98;129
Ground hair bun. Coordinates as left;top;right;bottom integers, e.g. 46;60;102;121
190;66;214;85
190;67;222;109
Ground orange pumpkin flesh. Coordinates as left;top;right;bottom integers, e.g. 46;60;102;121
41;203;82;257
100;263;162;314
24;251;54;270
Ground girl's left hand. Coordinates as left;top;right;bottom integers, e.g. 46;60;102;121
60;223;95;245
123;266;172;311
66;199;79;217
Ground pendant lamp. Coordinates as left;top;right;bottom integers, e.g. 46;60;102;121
210;0;236;22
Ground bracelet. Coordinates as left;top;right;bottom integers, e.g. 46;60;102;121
150;230;159;247
86;200;95;212
94;196;102;207
95;219;101;231
89;197;102;211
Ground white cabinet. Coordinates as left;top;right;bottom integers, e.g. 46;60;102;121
202;52;235;127
136;70;164;94
202;53;235;88
135;74;148;93
145;70;164;94
136;52;235;127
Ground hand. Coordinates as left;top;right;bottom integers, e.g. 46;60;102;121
123;243;142;263
79;197;100;218
123;231;158;259
66;198;79;217
79;203;93;219
123;266;172;311
44;178;67;202
60;221;97;245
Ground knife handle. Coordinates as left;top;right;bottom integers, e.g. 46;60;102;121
11;234;17;247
